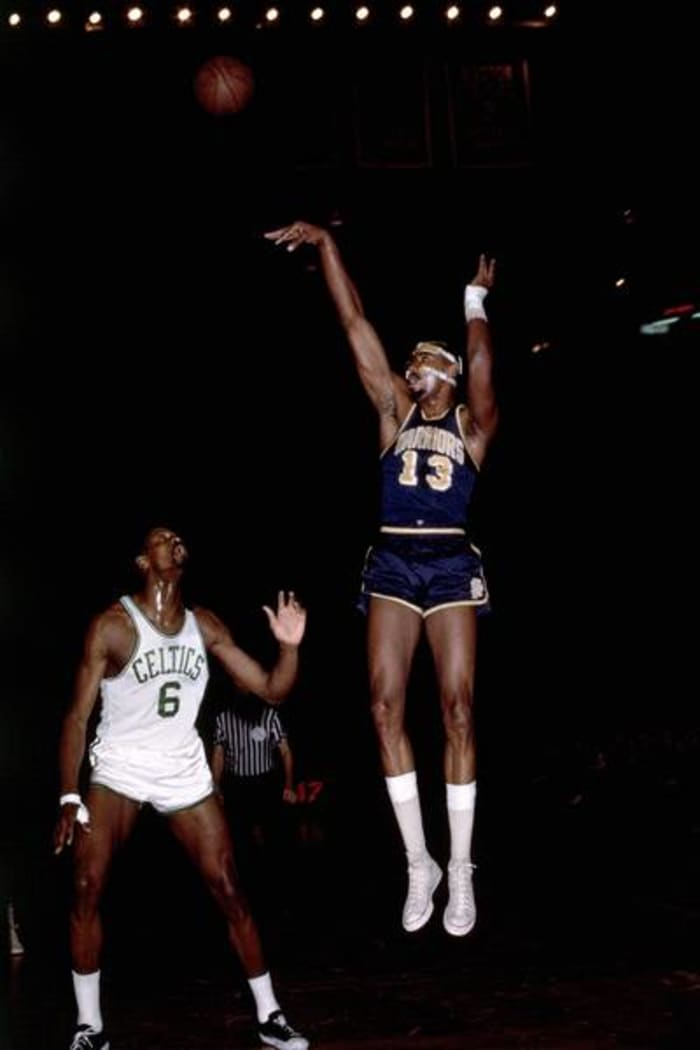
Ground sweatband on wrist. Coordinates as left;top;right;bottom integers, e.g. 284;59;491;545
60;793;90;826
464;284;488;323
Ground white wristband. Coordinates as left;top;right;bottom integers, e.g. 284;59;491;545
60;793;90;826
464;284;488;323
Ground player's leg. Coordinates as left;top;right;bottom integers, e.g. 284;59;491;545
367;597;422;775
69;785;141;1048
368;597;441;931
425;605;478;935
168;797;308;1049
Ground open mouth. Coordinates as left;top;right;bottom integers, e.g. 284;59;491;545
407;369;432;388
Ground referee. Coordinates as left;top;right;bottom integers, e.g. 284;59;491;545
212;692;297;895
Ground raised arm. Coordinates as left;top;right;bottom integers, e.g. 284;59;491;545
54;613;112;853
264;221;411;439
196;592;306;706
463;254;499;463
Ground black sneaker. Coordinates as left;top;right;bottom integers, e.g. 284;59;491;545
69;1025;110;1049
258;1009;309;1049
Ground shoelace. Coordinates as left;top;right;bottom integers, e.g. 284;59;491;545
449;863;476;911
70;1030;98;1050
406;862;433;907
265;1012;297;1036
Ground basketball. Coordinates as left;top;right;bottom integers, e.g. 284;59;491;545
193;56;254;115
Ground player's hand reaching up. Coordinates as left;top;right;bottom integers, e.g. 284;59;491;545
469;253;496;290
263;221;328;251
263;591;307;646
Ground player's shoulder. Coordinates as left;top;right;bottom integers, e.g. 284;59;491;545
192;605;230;645
191;604;218;627
457;402;477;432
85;600;134;649
94;599;130;628
392;374;413;415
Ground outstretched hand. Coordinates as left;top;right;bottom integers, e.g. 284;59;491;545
263;221;327;251
470;253;496;290
263;590;307;646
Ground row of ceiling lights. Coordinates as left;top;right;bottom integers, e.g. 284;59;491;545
4;3;558;30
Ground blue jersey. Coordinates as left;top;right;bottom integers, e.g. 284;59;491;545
379;404;478;533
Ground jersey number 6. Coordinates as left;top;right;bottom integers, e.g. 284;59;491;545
157;681;181;718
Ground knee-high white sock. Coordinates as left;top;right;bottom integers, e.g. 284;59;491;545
446;781;476;866
248;971;281;1023
72;970;103;1032
386;772;428;865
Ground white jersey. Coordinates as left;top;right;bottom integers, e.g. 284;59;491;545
93;595;210;752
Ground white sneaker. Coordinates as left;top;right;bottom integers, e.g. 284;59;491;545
443;860;476;936
258;1010;309;1050
8;903;24;956
402;855;442;932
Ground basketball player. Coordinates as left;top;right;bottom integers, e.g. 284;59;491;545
53;526;310;1050
265;221;497;937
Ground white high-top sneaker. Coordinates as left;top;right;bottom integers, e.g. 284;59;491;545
443;860;476;936
402;855;442;932
8;902;24;956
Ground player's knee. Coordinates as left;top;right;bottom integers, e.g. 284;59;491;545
370;694;402;739
73;865;105;908
441;689;473;735
214;874;253;925
205;853;245;903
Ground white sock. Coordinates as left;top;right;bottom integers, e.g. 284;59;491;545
446;781;476;866
386;772;429;866
248;971;281;1024
72;970;103;1032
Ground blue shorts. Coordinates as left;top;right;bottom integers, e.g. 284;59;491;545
357;534;490;618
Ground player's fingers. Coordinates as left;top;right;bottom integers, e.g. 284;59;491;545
265;226;298;246
289;591;304;611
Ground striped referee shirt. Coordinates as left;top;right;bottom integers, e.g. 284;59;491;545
213;703;286;777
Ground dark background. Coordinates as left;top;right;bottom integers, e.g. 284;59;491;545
1;2;699;1042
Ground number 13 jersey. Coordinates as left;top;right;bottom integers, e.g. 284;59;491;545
380;404;478;533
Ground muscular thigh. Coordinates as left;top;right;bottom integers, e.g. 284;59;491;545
167;796;233;875
424;605;477;692
74;785;141;877
367;597;422;690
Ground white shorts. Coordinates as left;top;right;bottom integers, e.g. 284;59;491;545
88;734;214;813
